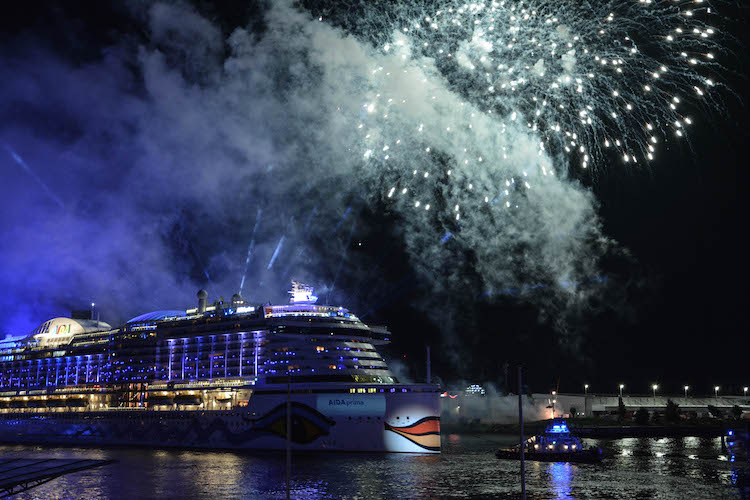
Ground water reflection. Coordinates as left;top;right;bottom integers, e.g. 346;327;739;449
665;437;688;478
549;462;574;499
0;436;741;499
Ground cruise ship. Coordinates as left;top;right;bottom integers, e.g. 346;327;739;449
0;283;440;453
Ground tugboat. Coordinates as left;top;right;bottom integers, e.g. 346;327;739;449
495;418;603;463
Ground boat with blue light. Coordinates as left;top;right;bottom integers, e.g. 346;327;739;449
725;424;750;492
495;419;603;463
0;282;440;453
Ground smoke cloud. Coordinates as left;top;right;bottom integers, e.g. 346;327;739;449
0;1;610;371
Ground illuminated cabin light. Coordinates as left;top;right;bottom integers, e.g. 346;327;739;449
549;423;569;433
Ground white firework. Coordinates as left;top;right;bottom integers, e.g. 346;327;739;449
355;0;723;217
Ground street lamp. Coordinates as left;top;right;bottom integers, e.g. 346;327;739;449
714;386;720;398
584;384;589;395
684;385;689;398
652;384;658;398
744;387;748;397
619;384;625;397
549;391;557;418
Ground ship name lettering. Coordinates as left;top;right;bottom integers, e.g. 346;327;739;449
329;399;364;407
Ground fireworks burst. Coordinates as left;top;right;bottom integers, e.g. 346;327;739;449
354;0;723;218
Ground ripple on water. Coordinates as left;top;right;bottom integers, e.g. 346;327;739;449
0;435;741;499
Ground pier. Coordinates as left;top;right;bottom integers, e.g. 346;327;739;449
0;458;114;497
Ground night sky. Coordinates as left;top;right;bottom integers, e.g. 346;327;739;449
1;1;747;396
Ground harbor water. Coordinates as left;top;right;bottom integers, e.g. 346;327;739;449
1;434;743;499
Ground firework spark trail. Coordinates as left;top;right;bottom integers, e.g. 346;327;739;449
267;236;285;270
238;240;254;293
238;208;263;295
303;206;318;235
355;0;723;218
4;145;66;210
332;205;352;234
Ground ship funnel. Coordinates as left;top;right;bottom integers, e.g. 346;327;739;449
197;289;208;313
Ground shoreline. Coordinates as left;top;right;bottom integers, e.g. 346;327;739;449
441;418;738;438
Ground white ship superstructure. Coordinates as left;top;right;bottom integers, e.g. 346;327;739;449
0;285;440;453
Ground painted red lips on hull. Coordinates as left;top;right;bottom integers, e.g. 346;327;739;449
385;416;440;451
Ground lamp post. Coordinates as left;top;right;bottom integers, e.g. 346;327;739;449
652;384;658;399
551;391;556;419
684;385;689;398
619;384;624;397
584;384;589;395
714;386;720;398
744;387;748;397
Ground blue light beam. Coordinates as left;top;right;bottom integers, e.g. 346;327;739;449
267;236;285;270
4;145;65;209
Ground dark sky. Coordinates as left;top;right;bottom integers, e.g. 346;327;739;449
0;1;747;396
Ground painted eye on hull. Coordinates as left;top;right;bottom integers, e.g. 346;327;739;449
248;402;336;444
264;415;328;444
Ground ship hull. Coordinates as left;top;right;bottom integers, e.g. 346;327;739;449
0;389;440;453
